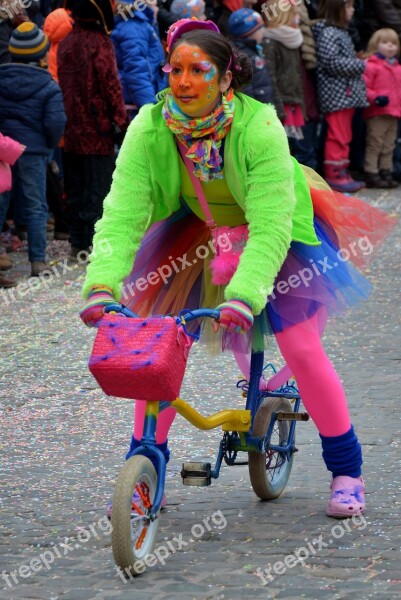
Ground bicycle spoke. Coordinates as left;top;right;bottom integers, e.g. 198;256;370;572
265;422;288;481
249;397;294;501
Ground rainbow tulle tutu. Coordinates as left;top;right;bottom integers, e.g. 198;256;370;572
122;167;395;354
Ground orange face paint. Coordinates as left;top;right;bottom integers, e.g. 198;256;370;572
169;44;222;117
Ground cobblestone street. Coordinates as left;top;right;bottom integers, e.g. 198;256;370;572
0;188;400;600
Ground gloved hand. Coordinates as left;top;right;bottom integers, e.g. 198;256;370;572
212;299;254;334
375;95;390;107
80;285;119;327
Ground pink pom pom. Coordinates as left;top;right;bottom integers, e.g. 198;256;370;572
210;254;240;286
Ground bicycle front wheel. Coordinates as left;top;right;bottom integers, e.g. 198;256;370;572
111;455;160;576
249;397;294;500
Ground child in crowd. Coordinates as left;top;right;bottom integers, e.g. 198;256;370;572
112;1;166;117
43;7;73;82
228;8;275;106
43;7;74;239
170;0;206;22
313;0;367;193
262;0;306;145
294;0;321;171
0;23;66;277
363;28;401;188
0;131;25;288
0;133;24;195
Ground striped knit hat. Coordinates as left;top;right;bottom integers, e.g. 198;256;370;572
9;22;50;62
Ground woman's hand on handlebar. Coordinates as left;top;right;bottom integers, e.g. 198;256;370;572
212;299;254;334
80;285;120;327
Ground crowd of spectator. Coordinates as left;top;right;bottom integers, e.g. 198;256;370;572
0;0;400;289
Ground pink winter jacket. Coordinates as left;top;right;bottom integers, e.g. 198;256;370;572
0;133;23;193
363;54;401;119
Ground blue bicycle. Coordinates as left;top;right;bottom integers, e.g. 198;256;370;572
101;306;309;575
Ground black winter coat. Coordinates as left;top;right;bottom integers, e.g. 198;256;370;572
360;0;401;49
312;20;367;114
0;19;11;65
232;38;275;107
157;0;174;41
0;63;66;153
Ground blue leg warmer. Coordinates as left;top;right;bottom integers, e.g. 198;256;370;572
320;425;363;478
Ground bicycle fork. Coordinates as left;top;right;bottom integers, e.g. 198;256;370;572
126;400;166;518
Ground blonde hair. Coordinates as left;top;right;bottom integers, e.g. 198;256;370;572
261;0;298;28
366;28;400;56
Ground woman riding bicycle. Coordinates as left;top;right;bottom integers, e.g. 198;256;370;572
80;16;393;518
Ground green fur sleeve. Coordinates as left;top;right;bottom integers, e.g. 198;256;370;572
224;105;296;315
82;114;154;299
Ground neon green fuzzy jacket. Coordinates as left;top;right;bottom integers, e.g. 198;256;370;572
83;92;320;315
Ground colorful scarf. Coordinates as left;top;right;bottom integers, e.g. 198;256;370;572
162;88;235;182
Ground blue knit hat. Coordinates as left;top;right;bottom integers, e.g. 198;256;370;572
9;22;50;62
228;8;264;38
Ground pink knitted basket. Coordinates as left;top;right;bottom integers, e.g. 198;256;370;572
89;314;191;400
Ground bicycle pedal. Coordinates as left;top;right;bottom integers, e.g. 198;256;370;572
181;462;212;487
276;411;309;421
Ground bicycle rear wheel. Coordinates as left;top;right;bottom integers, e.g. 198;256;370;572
249;397;294;500
111;455;160;576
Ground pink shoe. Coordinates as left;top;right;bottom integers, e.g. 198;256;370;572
106;490;167;519
324;164;366;193
326;475;365;518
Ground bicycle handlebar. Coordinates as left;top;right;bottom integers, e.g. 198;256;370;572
104;305;220;323
104;304;139;318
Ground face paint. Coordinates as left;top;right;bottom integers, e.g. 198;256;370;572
169;44;222;118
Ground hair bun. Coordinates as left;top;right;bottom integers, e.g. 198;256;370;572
230;51;252;90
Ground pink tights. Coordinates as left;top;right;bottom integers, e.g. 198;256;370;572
274;310;351;437
133;309;351;442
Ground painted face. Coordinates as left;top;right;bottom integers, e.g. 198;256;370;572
168;44;223;118
378;39;399;59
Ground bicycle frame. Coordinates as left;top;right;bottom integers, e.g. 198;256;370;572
108;306;301;518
